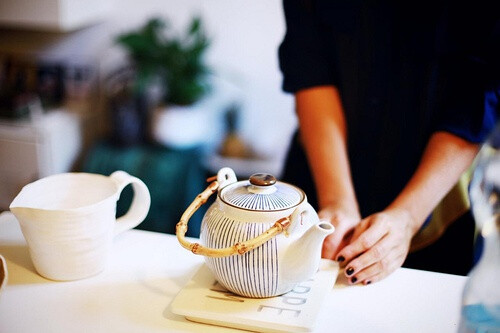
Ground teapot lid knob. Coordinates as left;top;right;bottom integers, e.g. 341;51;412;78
221;172;304;209
249;173;276;186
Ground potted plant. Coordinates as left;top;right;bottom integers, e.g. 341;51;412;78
116;16;212;148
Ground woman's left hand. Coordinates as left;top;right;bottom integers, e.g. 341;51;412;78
335;208;416;285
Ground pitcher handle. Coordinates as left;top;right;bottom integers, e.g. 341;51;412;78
110;171;151;235
176;180;292;257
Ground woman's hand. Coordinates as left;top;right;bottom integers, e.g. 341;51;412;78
335;208;416;285
320;204;361;260
334;132;479;285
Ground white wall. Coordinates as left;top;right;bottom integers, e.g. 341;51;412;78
0;0;297;176
105;0;297;163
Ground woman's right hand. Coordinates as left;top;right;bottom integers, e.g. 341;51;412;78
320;204;361;260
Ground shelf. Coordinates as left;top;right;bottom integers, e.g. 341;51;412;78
0;109;82;209
203;153;284;179
0;0;112;32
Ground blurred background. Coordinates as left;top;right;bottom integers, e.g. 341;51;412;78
0;0;297;236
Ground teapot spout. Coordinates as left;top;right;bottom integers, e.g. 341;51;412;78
281;221;335;286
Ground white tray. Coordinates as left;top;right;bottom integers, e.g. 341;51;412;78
170;259;339;332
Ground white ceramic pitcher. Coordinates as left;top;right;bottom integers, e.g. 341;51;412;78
10;171;151;281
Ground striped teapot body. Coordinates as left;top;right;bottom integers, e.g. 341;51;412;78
200;200;304;298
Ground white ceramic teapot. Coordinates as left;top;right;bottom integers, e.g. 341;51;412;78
176;167;334;298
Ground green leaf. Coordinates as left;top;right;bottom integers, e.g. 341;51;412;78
115;16;211;104
188;17;201;35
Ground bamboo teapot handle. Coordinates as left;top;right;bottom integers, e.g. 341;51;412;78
175;180;292;258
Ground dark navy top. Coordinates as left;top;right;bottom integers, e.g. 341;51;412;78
279;0;500;216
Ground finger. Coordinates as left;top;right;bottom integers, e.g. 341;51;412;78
322;233;340;259
322;225;347;259
343;234;393;276
350;218;370;243
336;218;389;262
322;224;355;260
337;228;354;253
349;253;406;285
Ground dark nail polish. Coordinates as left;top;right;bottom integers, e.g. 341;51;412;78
351;277;357;283
366;280;372;285
337;256;345;263
346;267;354;276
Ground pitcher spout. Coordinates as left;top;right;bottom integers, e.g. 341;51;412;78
9;195;41;222
281;221;335;286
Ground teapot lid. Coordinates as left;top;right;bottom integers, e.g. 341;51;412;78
219;173;305;211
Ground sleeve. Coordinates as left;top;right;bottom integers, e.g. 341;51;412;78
433;3;500;143
278;0;339;93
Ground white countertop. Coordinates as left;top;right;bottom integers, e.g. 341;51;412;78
0;211;467;332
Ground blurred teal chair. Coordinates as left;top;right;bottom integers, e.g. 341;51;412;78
83;142;207;237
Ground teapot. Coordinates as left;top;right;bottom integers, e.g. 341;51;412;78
176;167;334;298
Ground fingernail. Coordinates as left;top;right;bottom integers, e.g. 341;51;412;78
351;276;357;283
337;256;345;263
366;280;371;285
346;267;354;276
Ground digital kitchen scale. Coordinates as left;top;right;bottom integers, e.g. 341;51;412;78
170;259;339;332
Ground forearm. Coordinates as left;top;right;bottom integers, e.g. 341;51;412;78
295;86;358;211
387;131;479;234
